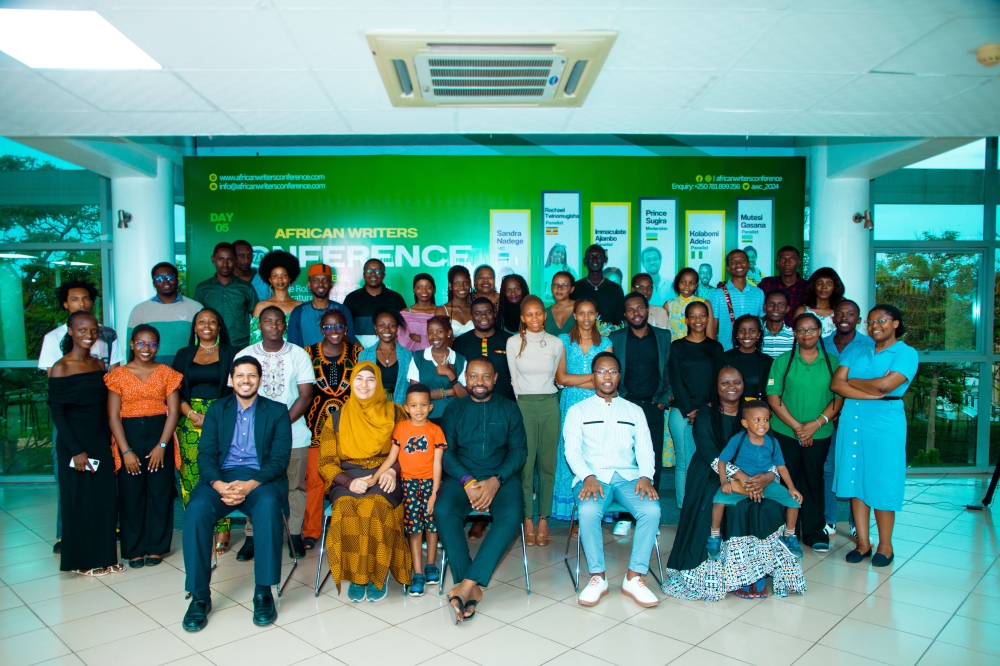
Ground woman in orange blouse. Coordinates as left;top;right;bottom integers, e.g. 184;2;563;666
106;324;183;568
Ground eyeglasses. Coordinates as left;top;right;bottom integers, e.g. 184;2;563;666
594;369;619;377
793;328;820;336
134;341;160;350
364;268;385;276
551;282;572;289
321;324;346;333
152;275;177;283
865;317;893;326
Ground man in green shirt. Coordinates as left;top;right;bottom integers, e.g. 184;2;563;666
194;242;259;348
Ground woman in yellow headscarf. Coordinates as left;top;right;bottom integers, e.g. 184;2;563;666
318;361;412;602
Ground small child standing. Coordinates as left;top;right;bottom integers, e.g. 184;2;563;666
392;383;448;596
707;399;804;561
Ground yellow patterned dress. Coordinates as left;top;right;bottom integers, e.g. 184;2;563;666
317;406;412;591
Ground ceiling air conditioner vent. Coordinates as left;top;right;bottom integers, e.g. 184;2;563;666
416;54;565;103
367;31;616;107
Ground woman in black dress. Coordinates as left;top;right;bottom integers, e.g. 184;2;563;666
722;314;773;401
172;308;237;553
48;311;123;576
664;367;803;601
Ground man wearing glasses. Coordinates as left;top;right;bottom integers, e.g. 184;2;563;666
563;351;661;609
343;259;407;348
126;262;203;365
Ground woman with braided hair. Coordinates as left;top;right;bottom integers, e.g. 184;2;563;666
506;295;563;546
722;314;772;401
766;312;843;553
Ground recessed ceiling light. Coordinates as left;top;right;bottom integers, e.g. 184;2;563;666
0;9;160;70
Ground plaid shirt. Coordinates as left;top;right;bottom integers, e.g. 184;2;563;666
758;274;808;326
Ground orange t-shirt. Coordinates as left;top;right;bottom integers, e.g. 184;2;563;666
104;364;183;418
392;421;447;481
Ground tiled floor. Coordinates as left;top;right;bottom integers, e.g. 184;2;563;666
1;475;999;666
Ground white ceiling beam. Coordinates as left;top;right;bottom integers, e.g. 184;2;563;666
822;137;979;180
6;137;184;178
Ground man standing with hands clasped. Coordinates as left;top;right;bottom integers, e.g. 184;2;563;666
563;352;661;608
181;356;292;631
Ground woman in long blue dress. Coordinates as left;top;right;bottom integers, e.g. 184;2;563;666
831;304;918;568
551;298;612;521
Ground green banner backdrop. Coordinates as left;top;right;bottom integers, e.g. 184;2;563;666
183;155;805;304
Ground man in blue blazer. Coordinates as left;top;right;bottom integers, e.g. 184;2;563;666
608;292;672;490
182;356;292;631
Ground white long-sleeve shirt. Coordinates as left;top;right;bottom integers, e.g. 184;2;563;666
562;394;655;486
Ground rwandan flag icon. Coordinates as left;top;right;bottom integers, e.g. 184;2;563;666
741;235;754;244
646;233;658;241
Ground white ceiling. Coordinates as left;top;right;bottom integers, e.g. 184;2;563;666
1;0;999;138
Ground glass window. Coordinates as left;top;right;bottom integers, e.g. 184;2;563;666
905;362;978;467
0;138;82;171
874;204;983;241
0;204;102;244
992;362;999;466
905;139;987;170
875;251;979;352
0;250;103;361
0;367;53;475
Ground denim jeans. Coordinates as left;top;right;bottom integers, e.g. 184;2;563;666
668;408;695;509
574;473;661;576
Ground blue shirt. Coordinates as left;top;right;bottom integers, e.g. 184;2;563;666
708;280;765;351
719;432;784;476
822;330;874;360
222;398;259;470
840;339;918;397
286;300;356;347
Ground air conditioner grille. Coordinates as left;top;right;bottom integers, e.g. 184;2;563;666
434;88;545;98
429;68;550;78
427;58;554;68
415;54;566;104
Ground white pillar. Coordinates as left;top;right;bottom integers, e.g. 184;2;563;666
809;143;873;318
110;157;174;343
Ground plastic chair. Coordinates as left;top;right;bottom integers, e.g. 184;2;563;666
314;503;410;597
437;510;531;596
562;500;664;592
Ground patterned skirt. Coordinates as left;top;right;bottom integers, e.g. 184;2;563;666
662;529;806;601
325;494;412;592
178;398;230;533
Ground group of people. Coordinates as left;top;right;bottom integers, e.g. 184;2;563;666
42;239;919;629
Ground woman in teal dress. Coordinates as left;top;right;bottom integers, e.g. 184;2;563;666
249;250;301;344
831;304;918;568
551;298;612;521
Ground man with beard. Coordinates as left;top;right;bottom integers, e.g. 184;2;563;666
564;352;660;609
287;263;356;347
640;246;671;306
608;292;672;490
233;239;273;302
451;297;514;401
436;357;527;623
572;244;625;327
181;356;292;631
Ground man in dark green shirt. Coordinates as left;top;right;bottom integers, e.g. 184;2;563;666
438;357;527;623
194;242;259;349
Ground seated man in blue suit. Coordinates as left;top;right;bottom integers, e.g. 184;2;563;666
182;356;292;631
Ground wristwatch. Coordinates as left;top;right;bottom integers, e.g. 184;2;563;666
158;442;168;449
495;474;505;485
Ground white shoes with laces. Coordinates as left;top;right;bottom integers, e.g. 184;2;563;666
578;575;609;606
621;574;660;608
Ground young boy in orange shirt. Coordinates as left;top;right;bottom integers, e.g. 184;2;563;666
391;383;448;596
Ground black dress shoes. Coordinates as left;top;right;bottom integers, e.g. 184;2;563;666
290;534;306;558
252;591;277;626
236;536;255;561
182;598;212;632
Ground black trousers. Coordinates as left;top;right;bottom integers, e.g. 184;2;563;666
118;416;174;559
183;470;285;599
774;431;831;548
626;397;665;491
435;477;522;587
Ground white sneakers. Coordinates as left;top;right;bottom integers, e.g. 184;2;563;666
612;520;632;537
621;574;660;608
578;575;609;606
579;574;659;608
